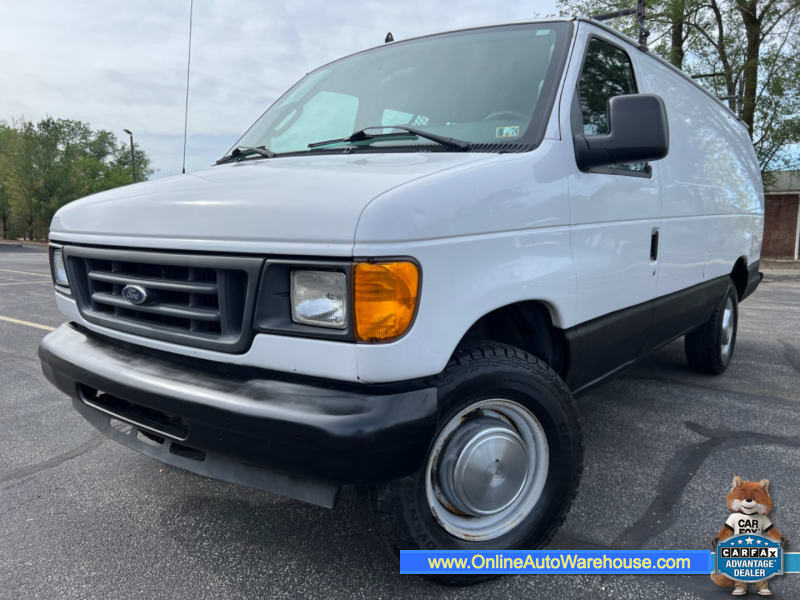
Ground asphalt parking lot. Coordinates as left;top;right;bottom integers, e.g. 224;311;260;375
2;243;799;599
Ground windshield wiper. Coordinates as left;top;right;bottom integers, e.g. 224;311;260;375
216;145;276;164
307;125;471;151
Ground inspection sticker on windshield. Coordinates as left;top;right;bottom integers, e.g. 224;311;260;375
496;126;520;138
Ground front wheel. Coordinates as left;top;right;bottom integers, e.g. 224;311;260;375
367;343;583;580
684;280;739;375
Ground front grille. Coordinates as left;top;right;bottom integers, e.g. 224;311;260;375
63;246;263;353
83;259;226;335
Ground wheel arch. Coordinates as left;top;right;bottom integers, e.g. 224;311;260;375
455;300;568;376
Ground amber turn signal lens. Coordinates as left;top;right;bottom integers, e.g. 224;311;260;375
354;261;419;342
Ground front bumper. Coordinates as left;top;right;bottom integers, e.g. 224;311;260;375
38;324;438;508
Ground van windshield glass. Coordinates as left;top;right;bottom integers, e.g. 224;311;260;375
229;23;570;157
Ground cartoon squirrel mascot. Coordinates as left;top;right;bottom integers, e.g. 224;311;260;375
711;476;783;596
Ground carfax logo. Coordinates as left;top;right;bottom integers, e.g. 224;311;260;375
716;535;783;583
710;476;785;596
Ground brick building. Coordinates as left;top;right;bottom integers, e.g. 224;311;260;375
763;170;800;260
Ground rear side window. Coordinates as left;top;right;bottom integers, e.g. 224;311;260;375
577;37;645;173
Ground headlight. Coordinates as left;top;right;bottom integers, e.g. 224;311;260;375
290;270;347;329
255;258;420;342
354;261;419;342
51;248;70;289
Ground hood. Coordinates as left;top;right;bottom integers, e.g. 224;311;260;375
51;153;488;255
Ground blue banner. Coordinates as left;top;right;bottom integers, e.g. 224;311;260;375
786;553;800;573
400;550;712;575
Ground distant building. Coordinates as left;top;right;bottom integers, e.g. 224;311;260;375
763;170;800;260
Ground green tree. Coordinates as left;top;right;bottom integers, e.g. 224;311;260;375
0;125;15;238
0;117;154;240
108;143;153;188
557;0;800;173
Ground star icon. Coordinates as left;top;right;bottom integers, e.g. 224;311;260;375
745;537;754;544
756;539;763;545
738;539;744;545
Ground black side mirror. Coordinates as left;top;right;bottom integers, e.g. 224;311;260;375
574;94;669;171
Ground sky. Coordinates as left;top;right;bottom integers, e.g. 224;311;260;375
0;0;561;178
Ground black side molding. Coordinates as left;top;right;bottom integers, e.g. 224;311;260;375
564;275;730;391
741;260;762;301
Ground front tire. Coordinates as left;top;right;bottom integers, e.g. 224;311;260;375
684;280;738;375
367;343;582;582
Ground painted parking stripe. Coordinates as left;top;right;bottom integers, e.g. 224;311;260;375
0;268;51;277
0;315;56;331
0;280;52;286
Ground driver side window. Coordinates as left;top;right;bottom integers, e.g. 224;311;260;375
577;37;646;173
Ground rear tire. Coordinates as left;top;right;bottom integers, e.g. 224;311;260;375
367;342;583;584
684;280;738;375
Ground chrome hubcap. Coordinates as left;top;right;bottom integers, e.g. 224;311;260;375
425;399;549;541
439;418;528;515
721;297;734;359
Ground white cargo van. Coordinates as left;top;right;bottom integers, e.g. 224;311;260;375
39;18;763;558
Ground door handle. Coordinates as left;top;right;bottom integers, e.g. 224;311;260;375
650;227;660;261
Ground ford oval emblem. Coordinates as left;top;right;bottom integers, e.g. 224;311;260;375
121;284;149;305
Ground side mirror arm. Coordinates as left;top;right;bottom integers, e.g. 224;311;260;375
574;133;618;171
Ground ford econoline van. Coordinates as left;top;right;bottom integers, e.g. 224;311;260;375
39;17;763;559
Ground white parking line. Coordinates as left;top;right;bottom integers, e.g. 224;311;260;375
0;268;51;277
0;280;52;286
0;315;56;331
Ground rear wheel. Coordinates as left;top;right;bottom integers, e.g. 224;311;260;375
685;280;738;375
367;343;582;583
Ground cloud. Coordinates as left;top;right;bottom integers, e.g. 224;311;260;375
0;0;558;176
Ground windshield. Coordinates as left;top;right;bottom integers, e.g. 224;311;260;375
229;22;571;157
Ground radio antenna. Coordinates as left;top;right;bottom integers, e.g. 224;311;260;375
592;0;650;48
181;0;194;174
636;0;650;47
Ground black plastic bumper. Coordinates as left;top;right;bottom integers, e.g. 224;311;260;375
38;324;438;507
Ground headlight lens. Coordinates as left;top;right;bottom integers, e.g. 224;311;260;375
354;261;419;342
51;248;70;288
290;270;347;329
